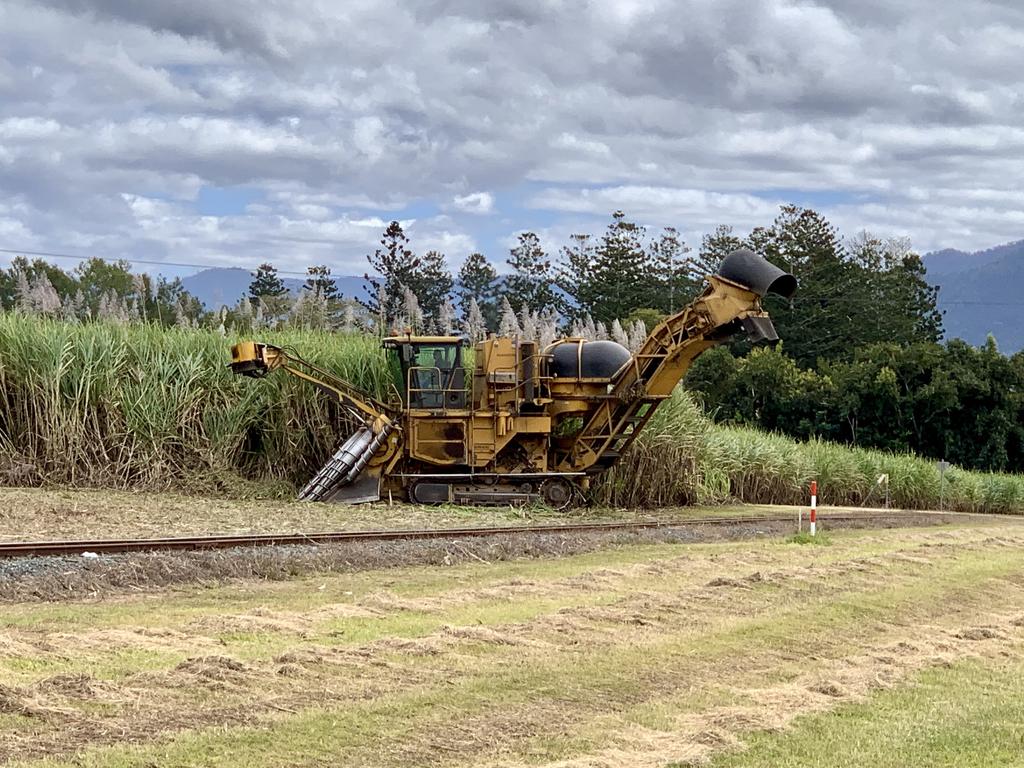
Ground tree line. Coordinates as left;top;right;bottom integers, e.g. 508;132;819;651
8;205;1023;473
686;338;1024;474
0;205;943;357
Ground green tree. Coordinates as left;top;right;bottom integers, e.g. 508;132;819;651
749;206;854;366
415;250;454;328
75;257;135;316
557;212;656;324
303;265;342;326
695;225;744;281
556;233;596;322
506;232;562;315
650;226;697;314
361;221;422;327
457;252;498;331
248;262;290;324
846;233;942;345
303;265;340;302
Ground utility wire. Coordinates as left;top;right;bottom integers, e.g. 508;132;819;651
0;245;1020;307
0;246;315;278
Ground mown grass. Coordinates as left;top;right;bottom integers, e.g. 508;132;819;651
2;313;1024;513
713;657;1024;768
9;526;1024;768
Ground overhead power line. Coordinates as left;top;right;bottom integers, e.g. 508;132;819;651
0;246;314;278
0;245;1021;307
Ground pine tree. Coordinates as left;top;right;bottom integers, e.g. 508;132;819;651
248;263;289;324
695;225;744;281
416;250;454;328
303;265;342;326
505;232;562;315
748;205;850;364
650;227;696;313
582;212;657;325
557;233;596;321
457;252;499;330
248;262;287;301
362;221;421;327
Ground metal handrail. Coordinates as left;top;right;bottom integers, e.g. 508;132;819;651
405;366;467;411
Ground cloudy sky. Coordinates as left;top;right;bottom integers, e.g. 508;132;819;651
1;0;1023;278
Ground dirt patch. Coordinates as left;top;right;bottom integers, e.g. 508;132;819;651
2;512;1005;602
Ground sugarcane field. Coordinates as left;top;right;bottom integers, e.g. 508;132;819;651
4;2;1024;766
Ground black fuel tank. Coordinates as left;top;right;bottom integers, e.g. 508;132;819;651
548;339;632;379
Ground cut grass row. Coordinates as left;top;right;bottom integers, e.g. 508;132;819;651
713;657;1024;768
4;524;1023;766
1;313;1023;513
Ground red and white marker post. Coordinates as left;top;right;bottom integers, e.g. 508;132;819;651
809;480;818;536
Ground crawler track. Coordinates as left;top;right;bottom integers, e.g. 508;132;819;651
0;509;997;558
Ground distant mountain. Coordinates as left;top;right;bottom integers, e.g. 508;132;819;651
181;267;366;309
925;240;1024;352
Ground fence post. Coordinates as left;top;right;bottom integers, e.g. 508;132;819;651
810;480;818;537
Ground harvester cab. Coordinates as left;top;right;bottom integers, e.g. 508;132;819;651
382;336;467;411
229;247;797;507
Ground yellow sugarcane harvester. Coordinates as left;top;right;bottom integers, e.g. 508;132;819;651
229;248;796;506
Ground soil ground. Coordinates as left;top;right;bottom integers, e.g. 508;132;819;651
0;487;982;541
1;514;1023;766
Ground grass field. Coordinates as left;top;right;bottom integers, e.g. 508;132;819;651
2;517;1023;767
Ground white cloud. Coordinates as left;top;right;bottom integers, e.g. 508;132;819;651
0;0;1022;273
450;191;495;215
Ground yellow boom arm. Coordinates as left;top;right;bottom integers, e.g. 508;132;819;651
229;341;394;424
556;248;795;472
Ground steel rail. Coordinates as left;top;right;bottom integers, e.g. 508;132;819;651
0;510;984;559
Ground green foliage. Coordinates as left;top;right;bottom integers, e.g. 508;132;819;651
649;226;698;314
558;213;695;323
416;249;454;323
625;307;666;330
457;252;498;331
247;262;290;323
601;387;1024;513
303;265;340;302
361;220;421;326
248;262;287;302
687;339;1024;474
0;255;203;325
752;206;942;365
506;232;562;314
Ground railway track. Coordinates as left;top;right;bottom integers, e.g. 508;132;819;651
0;510;990;558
